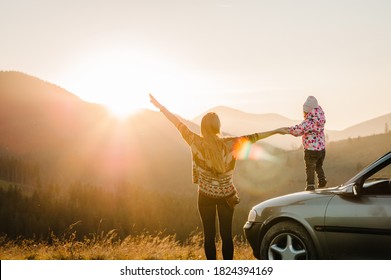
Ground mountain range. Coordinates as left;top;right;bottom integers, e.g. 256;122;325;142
0;70;390;191
0;71;194;192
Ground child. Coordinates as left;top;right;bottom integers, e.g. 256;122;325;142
282;96;327;191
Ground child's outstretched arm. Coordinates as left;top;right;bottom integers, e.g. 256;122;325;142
149;94;181;127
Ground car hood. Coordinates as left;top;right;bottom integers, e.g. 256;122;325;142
252;189;336;225
255;189;336;209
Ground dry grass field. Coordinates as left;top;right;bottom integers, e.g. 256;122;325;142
0;230;254;260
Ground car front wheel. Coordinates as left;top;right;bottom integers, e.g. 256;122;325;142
260;221;317;260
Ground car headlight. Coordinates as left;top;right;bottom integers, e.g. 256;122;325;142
247;209;257;222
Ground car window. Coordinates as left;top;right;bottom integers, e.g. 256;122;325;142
362;163;391;195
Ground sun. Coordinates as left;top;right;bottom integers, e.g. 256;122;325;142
103;94;146;119
64;49;186;119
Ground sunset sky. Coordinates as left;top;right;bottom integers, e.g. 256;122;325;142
1;0;390;129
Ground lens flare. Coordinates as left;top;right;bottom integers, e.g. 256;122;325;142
233;139;276;161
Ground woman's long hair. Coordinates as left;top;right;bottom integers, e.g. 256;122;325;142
200;112;228;173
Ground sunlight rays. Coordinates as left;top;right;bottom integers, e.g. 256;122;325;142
63;49;192;119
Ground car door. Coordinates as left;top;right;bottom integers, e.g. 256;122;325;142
324;184;391;259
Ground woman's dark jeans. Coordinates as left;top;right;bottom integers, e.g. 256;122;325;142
304;149;327;190
197;193;234;260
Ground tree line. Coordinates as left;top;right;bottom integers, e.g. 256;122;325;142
0;149;204;242
0;181;202;243
0;151;41;186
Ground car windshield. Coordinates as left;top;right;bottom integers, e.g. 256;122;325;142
366;163;391;181
361;163;391;195
344;152;391;186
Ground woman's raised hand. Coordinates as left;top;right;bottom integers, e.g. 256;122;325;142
149;94;164;111
149;93;181;126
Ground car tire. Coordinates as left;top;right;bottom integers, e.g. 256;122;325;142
260;221;317;260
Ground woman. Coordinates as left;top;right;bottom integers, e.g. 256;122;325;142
149;94;282;260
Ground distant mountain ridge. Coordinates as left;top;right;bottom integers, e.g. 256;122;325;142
192;106;391;150
329;114;391;141
0;71;108;154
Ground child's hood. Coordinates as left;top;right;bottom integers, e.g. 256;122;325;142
307;106;326;125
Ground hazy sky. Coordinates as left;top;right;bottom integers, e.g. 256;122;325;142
1;0;390;129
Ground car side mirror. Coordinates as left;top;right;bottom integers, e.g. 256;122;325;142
352;183;361;196
335;183;361;197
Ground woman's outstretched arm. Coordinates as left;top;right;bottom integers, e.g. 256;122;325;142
255;128;287;140
149;94;181;127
